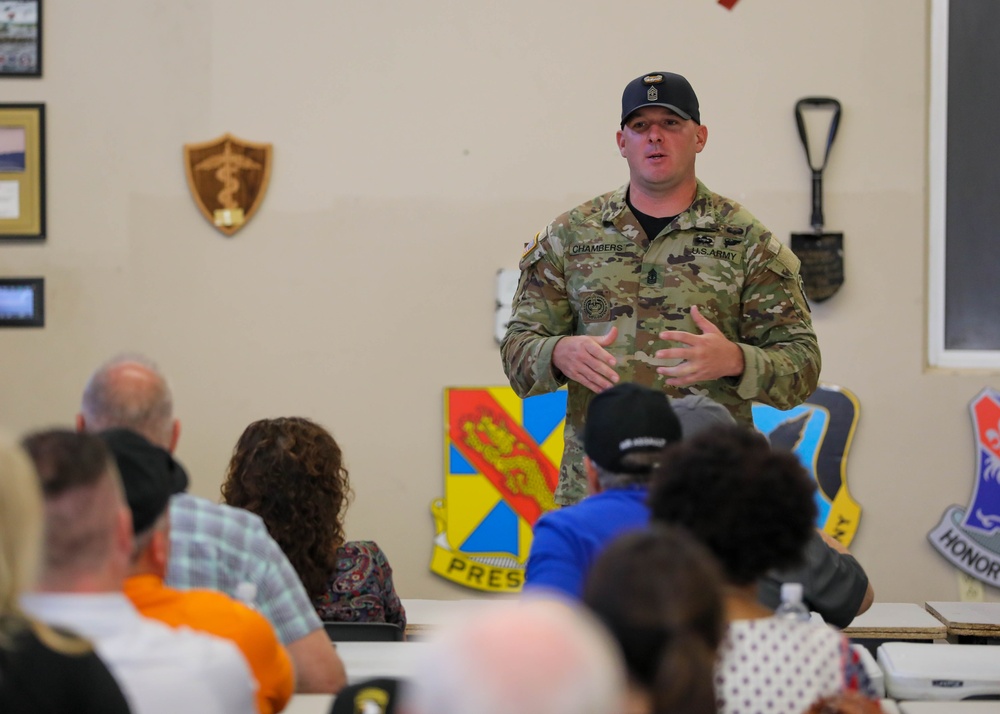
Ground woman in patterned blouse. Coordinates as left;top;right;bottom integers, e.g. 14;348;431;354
221;417;406;630
648;425;872;714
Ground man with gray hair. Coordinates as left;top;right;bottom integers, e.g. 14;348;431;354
403;598;626;714
20;430;256;714
76;353;346;693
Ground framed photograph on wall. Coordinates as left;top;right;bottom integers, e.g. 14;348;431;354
0;103;44;240
0;1;41;77
0;277;43;327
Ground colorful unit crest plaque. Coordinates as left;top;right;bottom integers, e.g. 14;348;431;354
928;388;1000;588
431;388;565;592
183;133;272;236
431;384;861;593
752;384;862;545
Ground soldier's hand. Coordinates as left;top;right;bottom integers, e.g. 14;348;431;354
654;306;744;386
552;327;619;394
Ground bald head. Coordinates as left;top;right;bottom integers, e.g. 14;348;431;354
406;598;625;714
79;354;178;451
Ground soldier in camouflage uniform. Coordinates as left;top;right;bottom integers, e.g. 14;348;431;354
501;71;820;505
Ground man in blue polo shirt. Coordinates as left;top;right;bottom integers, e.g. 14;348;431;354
525;383;692;598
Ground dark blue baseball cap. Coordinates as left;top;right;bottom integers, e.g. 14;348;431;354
621;72;700;126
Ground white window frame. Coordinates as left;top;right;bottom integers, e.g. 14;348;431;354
928;0;1000;369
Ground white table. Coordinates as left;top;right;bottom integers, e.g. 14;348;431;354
925;601;1000;642
284;694;334;714
336;641;429;684
401;597;499;639
844;603;948;641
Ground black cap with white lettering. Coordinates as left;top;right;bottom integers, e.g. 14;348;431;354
584;383;682;474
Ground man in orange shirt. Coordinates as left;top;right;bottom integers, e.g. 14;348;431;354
102;428;295;714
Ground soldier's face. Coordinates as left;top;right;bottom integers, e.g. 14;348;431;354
616;107;707;196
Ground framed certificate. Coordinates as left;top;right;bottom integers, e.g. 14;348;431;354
0;103;45;240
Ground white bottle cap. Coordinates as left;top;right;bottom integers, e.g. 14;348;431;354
780;582;804;602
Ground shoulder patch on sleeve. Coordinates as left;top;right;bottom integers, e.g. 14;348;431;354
522;231;541;258
519;230;547;269
766;236;801;278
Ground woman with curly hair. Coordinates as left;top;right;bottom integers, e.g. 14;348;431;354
648;424;872;714
221;417;405;629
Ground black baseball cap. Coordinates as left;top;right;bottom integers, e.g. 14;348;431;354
584;383;682;474
331;677;399;714
99;428;188;534
621;72;700;126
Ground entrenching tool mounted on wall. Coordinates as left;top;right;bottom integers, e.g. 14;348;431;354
791;97;843;302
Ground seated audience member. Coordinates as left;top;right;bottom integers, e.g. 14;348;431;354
102;428;294;714
20;430;256;714
403;599;626;714
525;383;873;627
76;354;345;692
759;528;873;628
524;383;685;599
584;526;725;714
222;417;406;629
0;435;131;714
648;425;872;713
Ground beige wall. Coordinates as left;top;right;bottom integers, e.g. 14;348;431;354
3;0;995;603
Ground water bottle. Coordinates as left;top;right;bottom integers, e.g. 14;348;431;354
774;582;810;622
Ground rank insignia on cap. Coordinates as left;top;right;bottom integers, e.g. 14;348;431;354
647;86;658;101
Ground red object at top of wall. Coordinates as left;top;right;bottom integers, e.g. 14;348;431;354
719;0;740;8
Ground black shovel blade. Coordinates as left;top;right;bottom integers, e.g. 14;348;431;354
790;232;843;303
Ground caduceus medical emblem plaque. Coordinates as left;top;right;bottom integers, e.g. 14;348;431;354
183;133;272;237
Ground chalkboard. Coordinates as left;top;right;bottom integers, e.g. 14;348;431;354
929;0;1000;367
943;0;1000;351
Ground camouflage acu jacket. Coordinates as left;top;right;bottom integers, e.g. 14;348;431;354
501;181;821;505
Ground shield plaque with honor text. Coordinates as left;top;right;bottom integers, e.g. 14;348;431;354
183;133;272;237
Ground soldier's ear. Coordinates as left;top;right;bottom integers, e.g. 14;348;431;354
695;124;708;153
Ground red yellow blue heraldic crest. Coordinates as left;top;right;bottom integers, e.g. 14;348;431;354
431;388;565;592
928;388;1000;587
